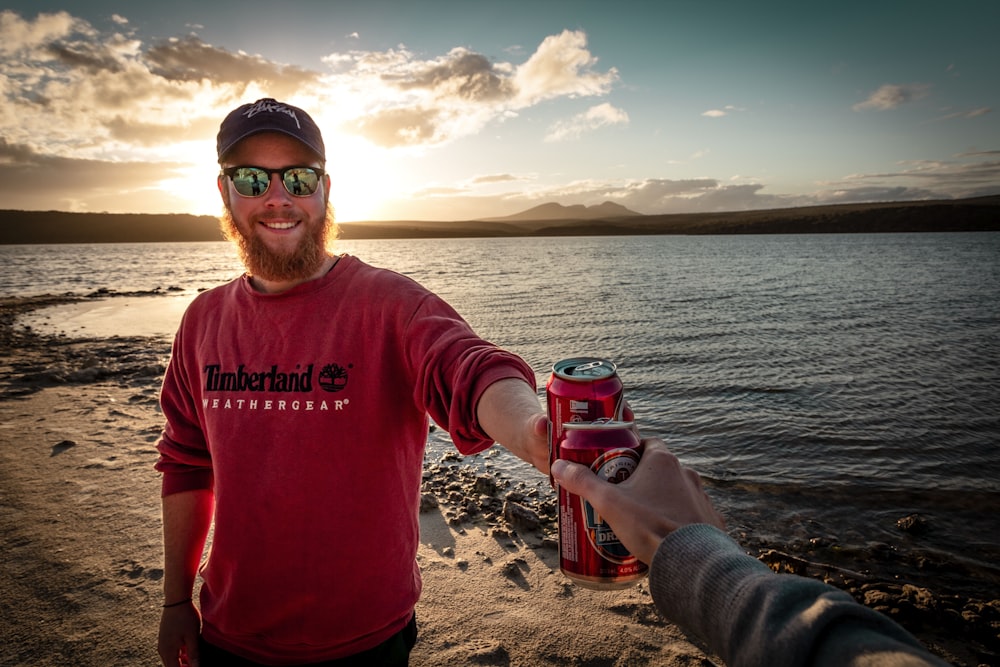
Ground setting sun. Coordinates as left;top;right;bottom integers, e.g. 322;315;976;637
324;136;398;222
163;163;227;217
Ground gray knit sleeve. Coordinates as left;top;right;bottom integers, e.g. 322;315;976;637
647;524;948;667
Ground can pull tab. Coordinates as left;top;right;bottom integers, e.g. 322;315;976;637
571;360;605;375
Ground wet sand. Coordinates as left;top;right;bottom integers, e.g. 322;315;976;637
1;294;996;666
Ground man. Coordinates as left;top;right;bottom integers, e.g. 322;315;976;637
155;98;548;666
552;440;949;667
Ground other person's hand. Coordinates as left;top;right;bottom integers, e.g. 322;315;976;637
551;438;725;565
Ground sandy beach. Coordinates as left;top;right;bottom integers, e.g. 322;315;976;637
1;293;996;666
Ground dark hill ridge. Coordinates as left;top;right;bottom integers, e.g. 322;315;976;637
1;196;998;244
479;201;642;222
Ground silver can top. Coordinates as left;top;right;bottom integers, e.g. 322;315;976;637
552;357;618;381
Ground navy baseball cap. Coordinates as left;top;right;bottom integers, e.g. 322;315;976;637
216;98;325;163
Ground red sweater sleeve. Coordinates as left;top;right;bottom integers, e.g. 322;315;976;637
155;320;214;496
399;288;537;455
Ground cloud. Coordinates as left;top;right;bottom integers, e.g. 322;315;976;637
823;152;1000;201
1;10;620;160
0;9;85;56
701;105;744;118
146;36;321;94
544;103;629;142
514;30;618;105
385;176;795;220
0;137;190;213
957;149;1000;158
386;48;514;102
380;155;1000;220
336;29;618;148
472;173;521;184
464;153;1000;217
613;179;789;213
814;185;940;204
853;83;931;111
347;106;443;147
935;107;991;121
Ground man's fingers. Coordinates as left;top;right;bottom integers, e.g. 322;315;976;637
551;459;602;499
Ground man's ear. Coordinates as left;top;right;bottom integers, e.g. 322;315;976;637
218;175;230;206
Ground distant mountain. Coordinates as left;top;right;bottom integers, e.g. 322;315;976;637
480;201;641;222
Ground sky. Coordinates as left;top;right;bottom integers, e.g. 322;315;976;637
1;1;998;222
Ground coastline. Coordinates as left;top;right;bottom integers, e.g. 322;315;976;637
2;195;999;245
1;293;996;666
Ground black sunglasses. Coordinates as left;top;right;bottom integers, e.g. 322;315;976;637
221;166;326;198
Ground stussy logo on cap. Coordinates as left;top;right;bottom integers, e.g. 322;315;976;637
243;100;301;129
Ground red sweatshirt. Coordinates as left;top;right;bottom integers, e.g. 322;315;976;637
155;255;535;664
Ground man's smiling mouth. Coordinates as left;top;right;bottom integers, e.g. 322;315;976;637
260;220;299;230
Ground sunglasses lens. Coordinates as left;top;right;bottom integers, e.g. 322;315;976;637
230;167;271;197
282;168;320;196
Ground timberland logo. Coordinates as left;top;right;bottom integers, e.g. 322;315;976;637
203;363;351;393
317;363;351;393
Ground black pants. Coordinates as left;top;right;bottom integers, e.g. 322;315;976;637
197;614;418;667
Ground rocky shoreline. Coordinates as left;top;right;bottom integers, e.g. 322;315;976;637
2;292;998;665
420;448;1000;663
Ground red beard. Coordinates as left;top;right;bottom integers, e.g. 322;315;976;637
221;206;336;283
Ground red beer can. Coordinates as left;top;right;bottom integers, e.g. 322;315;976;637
557;420;648;590
546;357;627;478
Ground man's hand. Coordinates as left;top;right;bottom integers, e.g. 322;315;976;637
157;601;201;666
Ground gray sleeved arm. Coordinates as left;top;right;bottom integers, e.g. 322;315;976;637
647;524;948;667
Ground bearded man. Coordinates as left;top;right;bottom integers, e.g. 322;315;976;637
154;98;548;666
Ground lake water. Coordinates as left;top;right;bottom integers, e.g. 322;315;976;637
4;233;999;592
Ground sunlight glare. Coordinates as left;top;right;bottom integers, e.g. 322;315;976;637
162;163;225;217
325;137;397;222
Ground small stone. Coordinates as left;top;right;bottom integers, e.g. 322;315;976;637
50;440;77;456
474;475;500;497
503;500;541;532
501;561;521;578
490;527;510;540
419;493;439;512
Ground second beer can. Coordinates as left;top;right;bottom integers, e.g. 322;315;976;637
557;420;648;590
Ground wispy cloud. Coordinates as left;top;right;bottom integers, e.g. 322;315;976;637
823;152;1000;201
544;103;629;142
472;173;522;184
701;105;744;118
935;107;992;121
853;83;931;111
